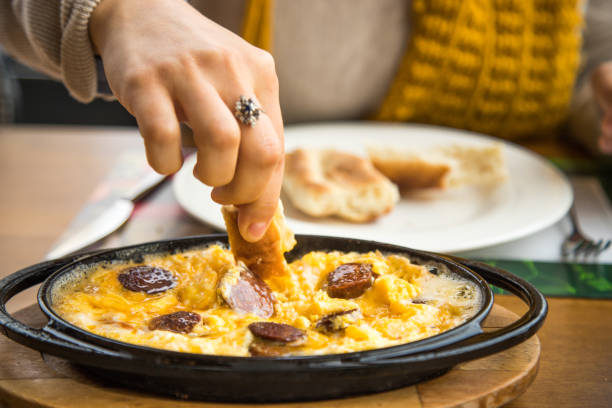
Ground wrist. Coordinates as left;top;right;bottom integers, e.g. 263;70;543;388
89;0;124;55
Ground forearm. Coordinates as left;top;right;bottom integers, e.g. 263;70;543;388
0;0;103;102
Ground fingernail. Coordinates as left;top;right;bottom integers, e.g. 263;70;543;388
247;222;267;241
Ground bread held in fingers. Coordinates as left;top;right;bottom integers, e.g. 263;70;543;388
221;203;296;279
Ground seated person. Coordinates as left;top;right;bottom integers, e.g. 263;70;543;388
1;0;611;241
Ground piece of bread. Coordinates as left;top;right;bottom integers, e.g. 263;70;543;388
440;144;508;187
222;202;296;279
368;148;451;190
283;149;400;222
368;143;507;191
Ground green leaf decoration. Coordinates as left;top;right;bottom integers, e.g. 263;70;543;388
479;260;612;299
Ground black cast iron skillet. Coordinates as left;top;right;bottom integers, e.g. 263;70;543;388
0;234;547;402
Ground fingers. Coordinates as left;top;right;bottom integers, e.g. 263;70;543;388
130;85;183;174
210;113;282;205
177;78;241;186
127;42;283;242
222;51;285;241
210;109;284;242
177;78;283;241
235;158;284;242
171;55;283;242
209;70;284;242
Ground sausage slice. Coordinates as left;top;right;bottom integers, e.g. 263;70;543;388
218;263;274;318
148;311;201;334
326;263;373;299
118;265;177;294
248;322;306;345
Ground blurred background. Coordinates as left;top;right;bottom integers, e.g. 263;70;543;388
0;50;135;126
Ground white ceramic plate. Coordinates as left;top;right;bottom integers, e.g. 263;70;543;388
173;123;573;253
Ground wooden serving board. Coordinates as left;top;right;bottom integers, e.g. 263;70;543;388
0;304;539;408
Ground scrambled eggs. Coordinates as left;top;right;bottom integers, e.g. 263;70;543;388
54;244;481;356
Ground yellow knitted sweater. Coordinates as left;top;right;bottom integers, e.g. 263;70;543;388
243;0;582;141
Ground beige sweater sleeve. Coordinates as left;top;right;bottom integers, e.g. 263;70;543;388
0;0;102;102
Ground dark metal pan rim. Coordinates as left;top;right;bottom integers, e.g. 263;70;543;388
0;234;547;402
37;234;493;364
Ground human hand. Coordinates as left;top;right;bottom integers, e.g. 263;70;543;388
90;0;284;241
591;61;612;154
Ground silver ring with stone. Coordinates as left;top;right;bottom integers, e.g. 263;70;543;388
234;96;264;127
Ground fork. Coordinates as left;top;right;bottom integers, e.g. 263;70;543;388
562;204;611;258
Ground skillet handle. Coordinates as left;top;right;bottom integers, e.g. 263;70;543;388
360;257;547;367
0;254;126;359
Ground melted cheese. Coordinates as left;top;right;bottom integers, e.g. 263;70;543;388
54;245;481;356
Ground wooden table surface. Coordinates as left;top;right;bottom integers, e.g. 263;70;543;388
0;125;610;407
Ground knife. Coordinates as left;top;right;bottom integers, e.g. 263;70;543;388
44;172;167;260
